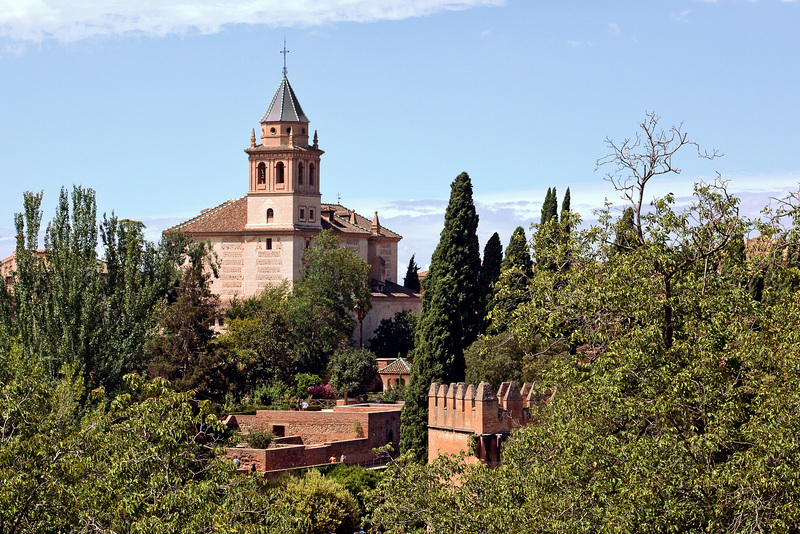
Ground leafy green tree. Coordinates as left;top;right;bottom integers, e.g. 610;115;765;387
283;470;359;534
327;463;383;519
328;347;378;401
290;230;372;375
400;171;480;460
215;283;297;397
368;115;800;532
0;362;292;533
2;187;174;394
146;239;226;400
368;309;417;359
402;253;421;292
478;232;503;331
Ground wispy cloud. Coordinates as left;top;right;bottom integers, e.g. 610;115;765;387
608;22;620;36
0;0;505;42
672;9;692;22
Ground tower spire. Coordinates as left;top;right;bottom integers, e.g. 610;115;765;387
280;38;289;77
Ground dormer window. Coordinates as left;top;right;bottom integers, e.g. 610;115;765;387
275;162;285;184
257;163;266;185
266;208;274;223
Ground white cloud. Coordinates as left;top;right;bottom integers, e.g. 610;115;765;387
0;0;505;42
672;9;691;22
608;22;619;36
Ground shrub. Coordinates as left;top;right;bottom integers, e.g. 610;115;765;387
307;384;337;399
283;470;358;534
254;381;290;406
294;373;322;398
245;430;274;449
380;384;406;402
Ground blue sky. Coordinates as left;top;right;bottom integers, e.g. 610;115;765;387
1;0;799;274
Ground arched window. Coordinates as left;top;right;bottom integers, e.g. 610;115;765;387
257;162;266;185
275;162;284;184
297;162;304;186
266;208;274;223
308;163;315;187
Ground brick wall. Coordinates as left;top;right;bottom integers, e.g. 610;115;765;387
224;404;401;474
428;381;548;466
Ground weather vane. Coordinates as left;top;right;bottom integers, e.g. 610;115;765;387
280;38;289;76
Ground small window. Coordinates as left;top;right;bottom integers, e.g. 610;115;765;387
305;240;311;249
299;207;305;221
308;163;315;187
266;238;272;250
266;208;274;223
298;162;304;186
257;162;266;185
276;162;285;184
309;208;315;222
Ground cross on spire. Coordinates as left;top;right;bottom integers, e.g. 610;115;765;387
280;38;289;77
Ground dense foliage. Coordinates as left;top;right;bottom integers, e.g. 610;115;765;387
371;114;800;533
400;172;481;460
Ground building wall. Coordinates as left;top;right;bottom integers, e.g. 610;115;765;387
224;404;401;474
427;381;547;466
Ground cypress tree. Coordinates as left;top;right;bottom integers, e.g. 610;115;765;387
400;172;480;460
478;232;503;330
541;187;558;225
561;187;571;234
403;254;421;292
503;226;533;277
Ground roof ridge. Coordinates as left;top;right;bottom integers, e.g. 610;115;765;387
332;211;370;233
170;197;244;231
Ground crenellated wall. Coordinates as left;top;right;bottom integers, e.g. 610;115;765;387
428;381;549;466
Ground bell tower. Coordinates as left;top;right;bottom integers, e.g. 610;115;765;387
244;68;324;231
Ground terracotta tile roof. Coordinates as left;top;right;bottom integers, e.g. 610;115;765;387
378;357;412;375
321;203;402;239
167;197;247;234
167;199;401;240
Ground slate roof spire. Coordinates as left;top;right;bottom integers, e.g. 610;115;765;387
261;75;309;123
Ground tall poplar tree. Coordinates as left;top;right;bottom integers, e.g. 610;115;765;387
400;172;480;460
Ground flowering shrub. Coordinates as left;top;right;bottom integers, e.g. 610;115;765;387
307;384;337;399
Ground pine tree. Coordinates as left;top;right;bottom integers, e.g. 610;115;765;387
400;172;480;460
478;232;503;331
403;254;421;292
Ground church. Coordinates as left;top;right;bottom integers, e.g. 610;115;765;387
167;69;420;342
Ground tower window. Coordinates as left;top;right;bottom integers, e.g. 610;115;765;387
298;162;304;186
266;238;272;250
276;162;285;184
266;208;274;223
299;207;306;221
309;208;315;222
257;162;266;185
309;163;315;187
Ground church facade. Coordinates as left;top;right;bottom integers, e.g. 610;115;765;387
168;73;420;340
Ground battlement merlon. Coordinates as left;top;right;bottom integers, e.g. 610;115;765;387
427;381;538;435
